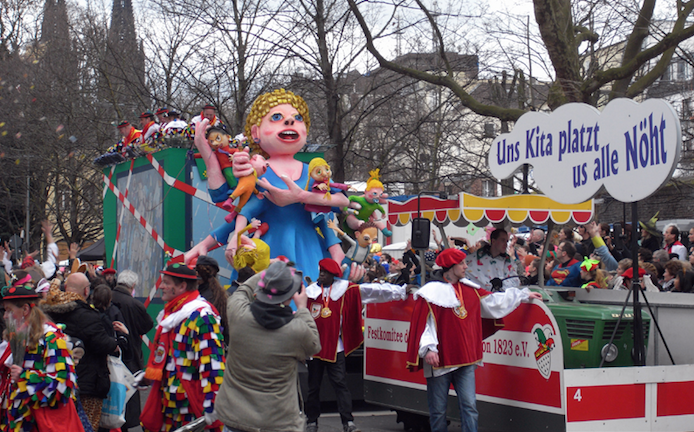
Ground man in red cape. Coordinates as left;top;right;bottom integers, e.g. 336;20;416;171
305;258;407;432
406;248;541;432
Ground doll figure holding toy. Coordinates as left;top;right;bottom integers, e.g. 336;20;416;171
221;148;268;223
327;218;379;281
185;89;358;282
204;127;240;188
343;168;392;237
305;157;354;223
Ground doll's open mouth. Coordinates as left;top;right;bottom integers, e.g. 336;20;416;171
278;130;299;141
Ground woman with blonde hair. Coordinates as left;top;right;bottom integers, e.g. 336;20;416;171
1;274;83;431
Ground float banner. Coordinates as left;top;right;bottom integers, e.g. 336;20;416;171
488;99;681;204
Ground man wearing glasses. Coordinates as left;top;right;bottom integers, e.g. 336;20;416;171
547;241;581;287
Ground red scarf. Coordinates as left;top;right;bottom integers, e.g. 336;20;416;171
140;120;155;141
144;289;200;381
122;127;141;146
202;111;217;125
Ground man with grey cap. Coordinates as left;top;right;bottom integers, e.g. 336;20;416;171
214;260;321;432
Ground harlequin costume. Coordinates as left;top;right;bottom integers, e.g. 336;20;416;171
109;121;141;155
138;112;163;153
1;277;83;432
185;107;225;141
305;258;406;429
140;265;225;432
406;248;534;432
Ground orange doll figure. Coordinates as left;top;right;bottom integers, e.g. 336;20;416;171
305;157;354;224
206;127;240;188
222;148;268;223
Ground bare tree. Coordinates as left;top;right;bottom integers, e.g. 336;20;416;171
347;0;694;118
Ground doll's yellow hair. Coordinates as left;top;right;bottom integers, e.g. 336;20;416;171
308;157;330;175
245;89;311;157
366;168;383;190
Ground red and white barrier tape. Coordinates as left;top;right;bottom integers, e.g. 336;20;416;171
111;160;135;268
145;154;227;209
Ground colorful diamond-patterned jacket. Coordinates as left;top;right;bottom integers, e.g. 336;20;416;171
1;323;78;432
148;296;225;431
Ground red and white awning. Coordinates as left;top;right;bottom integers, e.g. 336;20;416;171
386;193;593;227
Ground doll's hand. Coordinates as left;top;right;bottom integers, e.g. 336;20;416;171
193;118;210;151
225;236;237;266
249;218;262;229
348;263;366;282
317;183;329;191
327;219;337;230
232;150;254;178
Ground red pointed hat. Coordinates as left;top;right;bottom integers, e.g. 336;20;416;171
319;258;343;278
435;248;467;268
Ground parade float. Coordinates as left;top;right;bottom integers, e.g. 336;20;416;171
99;93;694;431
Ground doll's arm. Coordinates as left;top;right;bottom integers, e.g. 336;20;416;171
258;175;350;208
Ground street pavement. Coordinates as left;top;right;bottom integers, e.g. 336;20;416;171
128;392;469;432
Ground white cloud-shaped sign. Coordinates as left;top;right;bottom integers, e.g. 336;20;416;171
489;98;681;204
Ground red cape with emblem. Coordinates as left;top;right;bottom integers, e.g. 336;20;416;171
308;281;363;362
406;280;503;371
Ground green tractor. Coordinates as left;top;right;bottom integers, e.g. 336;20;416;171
536;287;651;368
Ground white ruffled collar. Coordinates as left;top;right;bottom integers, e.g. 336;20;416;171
156;296;214;333
306;279;350;301
413;278;480;308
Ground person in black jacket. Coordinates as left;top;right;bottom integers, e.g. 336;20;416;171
40;272;118;431
112;270;155;432
402;239;421;284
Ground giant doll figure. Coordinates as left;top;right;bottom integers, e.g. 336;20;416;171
186;89;347;281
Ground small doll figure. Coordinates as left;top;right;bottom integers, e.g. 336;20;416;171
305;157;353;223
343;168;392;237
327;218;379;281
222;148;268;223
233;219;271;273
206;127;240;188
